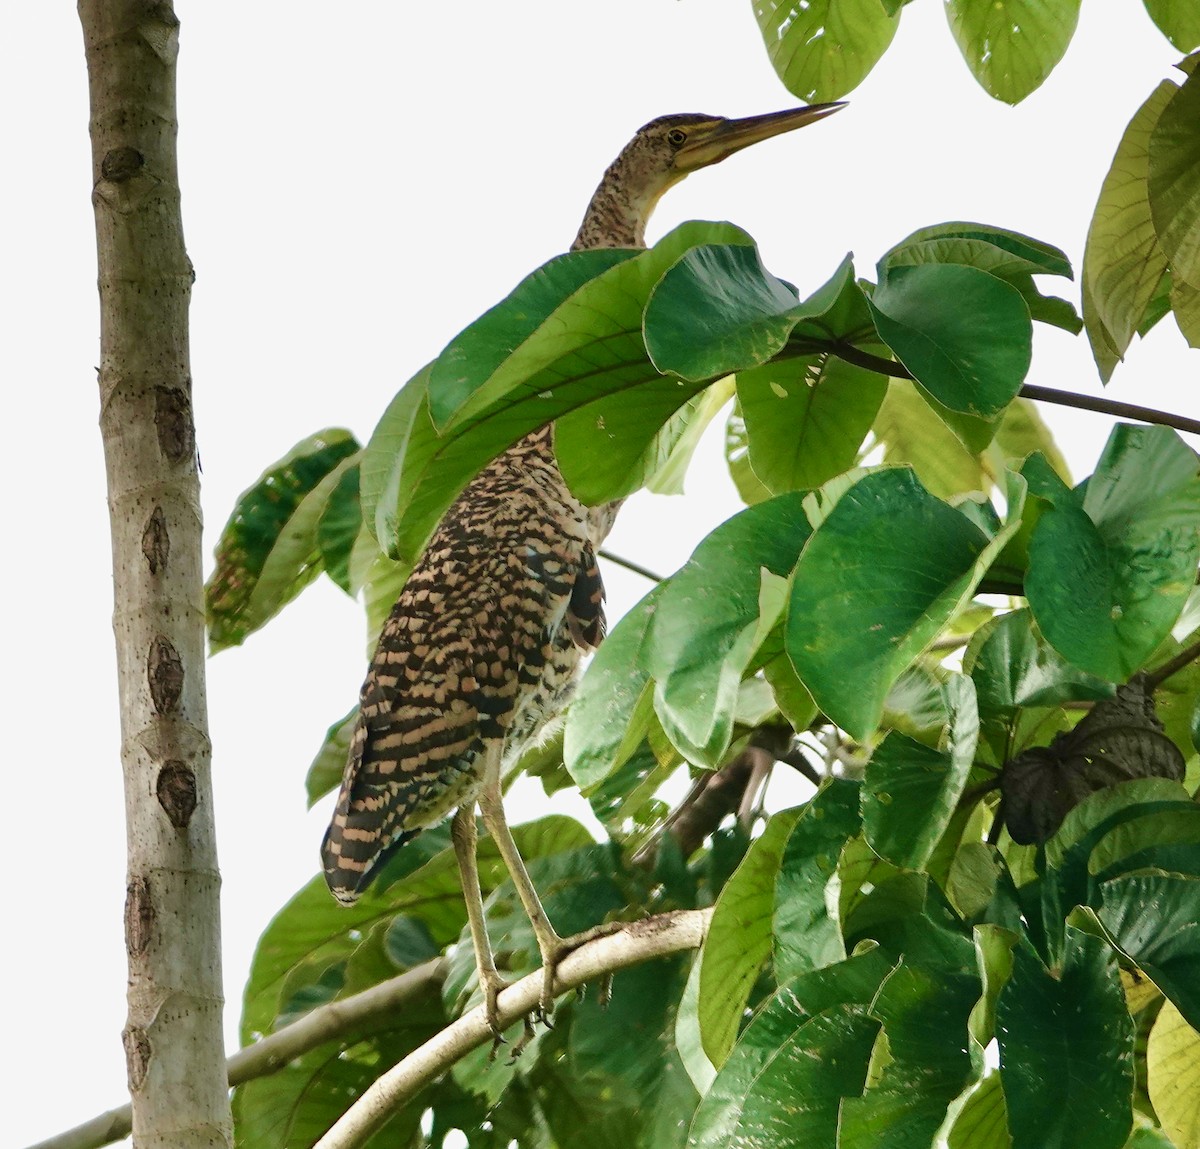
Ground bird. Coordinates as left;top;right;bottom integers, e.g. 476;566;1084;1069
321;103;844;1036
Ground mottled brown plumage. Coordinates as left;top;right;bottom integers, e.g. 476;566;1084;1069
322;104;842;1028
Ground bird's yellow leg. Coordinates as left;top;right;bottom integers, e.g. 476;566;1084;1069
477;746;624;1022
451;804;509;1042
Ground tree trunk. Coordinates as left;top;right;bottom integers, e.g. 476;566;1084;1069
77;2;230;1143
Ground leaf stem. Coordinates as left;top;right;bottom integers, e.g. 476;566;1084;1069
598;548;665;583
1146;635;1200;690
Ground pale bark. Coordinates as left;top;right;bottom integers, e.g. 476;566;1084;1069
77;2;230;1145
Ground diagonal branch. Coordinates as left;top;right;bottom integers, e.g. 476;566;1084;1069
313;909;711;1149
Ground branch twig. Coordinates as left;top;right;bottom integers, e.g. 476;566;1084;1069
598;548;665;583
313;909;711;1149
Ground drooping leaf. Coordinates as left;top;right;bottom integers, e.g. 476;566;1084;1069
881;222;1073;280
1143;1;1200;50
725;403;773;504
1002;677;1185;845
564;586;662;792
305;705;357;808
752;0;901;101
316;460;363;595
1082;82;1176;378
867;264;1032;419
996;930;1135;1149
863;675;979;869
736;354;885;494
1099;873;1200;1030
944;0;1080;103
647;494;813;766
772;779;861;982
699;807;802;1066
207;430;361;651
1025;424;1200;680
787;467;1025;740
1149;65;1200;290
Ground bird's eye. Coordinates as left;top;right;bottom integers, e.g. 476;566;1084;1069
666;128;688;147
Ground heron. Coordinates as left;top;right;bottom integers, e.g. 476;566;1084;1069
321;103;844;1037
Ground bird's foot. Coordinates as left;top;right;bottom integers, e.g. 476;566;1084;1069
480;968;513;1059
534;920;628;1022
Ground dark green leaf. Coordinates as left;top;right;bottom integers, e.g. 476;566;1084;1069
1026;425;1200;680
997;929;1134;1149
787;468;1023;740
772;779;861;981
868;264;1031;419
304;705;357;808
315;461;362;594
752;0;900;101
945;0;1080;103
647;494;813;765
689;948;895;1149
699;807;802;1065
207;430;361;651
863;675;978;869
1100;874;1200;1030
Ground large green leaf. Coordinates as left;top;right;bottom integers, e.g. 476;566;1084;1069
881;222;1073;280
1147;999;1200;1149
563;586;661;792
1099;874;1200;1030
945;0;1080;103
867;264;1032;419
997;930;1134;1149
863;675;979;870
1026;425;1200;680
207;429;361;651
787;467;1025;740
725;402;773;505
689;949;895;1149
737;354;885;495
1082;82;1176;379
699;807;802;1065
946;1073;1012;1149
316;461;362;594
752;0;900;101
646;494;813;766
772;779;861;982
371;222;749;560
840;961;982;1149
1143;0;1200;50
1149;66;1200;290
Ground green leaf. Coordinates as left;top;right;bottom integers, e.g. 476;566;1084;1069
737;354;885;494
316;461;362;594
563;586;661;792
752;0;901;101
699;807;802;1065
1082;82;1176;378
304;705;357;808
946;1073;1013;1149
1026;425;1200;680
1099;874;1200;1030
676;956;717;1094
689;949;895;1149
945;0;1080;103
787;467;1025;740
996;930;1135;1149
881;222;1073;280
867;264;1032;419
1147;999;1200;1149
840;961;983;1149
428;248;639;427
969;607;1114;718
725;403;773;504
1149;66;1200;289
1143;0;1200;50
206;430;361;651
863;675;979;869
647;494;813;766
645;376;737;496
772;779;862;982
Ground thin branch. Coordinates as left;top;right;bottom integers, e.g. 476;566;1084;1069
25;959;448;1149
820;344;1200;438
313;909;711;1149
1146;636;1200;690
598;548;665;583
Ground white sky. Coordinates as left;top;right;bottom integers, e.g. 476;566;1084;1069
5;3;1197;1144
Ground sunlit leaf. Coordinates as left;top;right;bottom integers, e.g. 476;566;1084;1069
1147;999;1200;1149
947;1073;1013;1149
1149;66;1200;289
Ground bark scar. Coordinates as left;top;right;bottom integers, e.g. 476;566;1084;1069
148;636;184;713
156;761;198;829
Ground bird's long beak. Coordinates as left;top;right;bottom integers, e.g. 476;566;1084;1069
676;102;845;172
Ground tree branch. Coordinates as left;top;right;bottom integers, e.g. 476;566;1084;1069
598;548;665;583
25;959;448;1149
313;909;710;1149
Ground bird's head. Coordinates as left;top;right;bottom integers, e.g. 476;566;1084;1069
575;104;844;249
